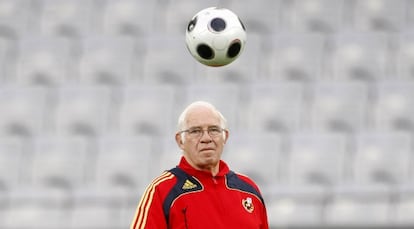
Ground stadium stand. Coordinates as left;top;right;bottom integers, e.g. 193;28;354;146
15;36;74;86
29;136;90;191
266;32;327;82
99;0;158;38
323;185;391;226
0;86;50;137
0;0;413;228
395;31;414;80
283;0;348;33
352;0;407;32
223;132;284;188
0;138;25;190
142;35;197;85
37;0;96;39
116;84;177;136
309;81;370;133
93;135;154;193
393;186;414;225
51;85;113;137
228;0;282;35
373;81;414;132
286;132;348;187
0;0;33;39
328;32;391;82
351;131;412;186
78;35;138;86
266;185;326;227
243;82;306;133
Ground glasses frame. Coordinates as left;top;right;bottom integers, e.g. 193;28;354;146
179;126;226;139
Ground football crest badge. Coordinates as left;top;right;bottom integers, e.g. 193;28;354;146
242;197;254;213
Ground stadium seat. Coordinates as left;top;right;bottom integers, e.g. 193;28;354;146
394;198;414;225
69;202;122;229
243;82;305;133
351;131;412;186
117;85;177;136
15;36;73;86
266;186;326;227
395;31;414;80
29;136;90;190
266;32;326;82
0;0;32;39
142;35;197;85
392;188;414;225
373;81;414;131
222;132;284;188
0;86;49;137
352;0;406;32
285;0;346;33
100;0;157;38
78;35;137;85
52;85;113;137
0;37;13;82
38;0;96;38
324;186;391;226
309;81;369;132
94;135;154;193
286;132;348;187
329;32;390;81
228;0;282;35
0;138;24;190
2;202;69;229
156;137;182;174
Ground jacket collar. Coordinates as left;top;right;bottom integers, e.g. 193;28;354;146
178;156;230;178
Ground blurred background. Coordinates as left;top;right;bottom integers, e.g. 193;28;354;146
0;0;414;228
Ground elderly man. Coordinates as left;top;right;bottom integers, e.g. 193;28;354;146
131;101;269;229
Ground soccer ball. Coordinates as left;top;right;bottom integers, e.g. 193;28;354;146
185;7;246;67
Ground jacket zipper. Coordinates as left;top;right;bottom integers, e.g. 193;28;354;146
182;207;189;229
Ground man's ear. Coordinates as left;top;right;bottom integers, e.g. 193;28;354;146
223;129;229;144
175;132;185;149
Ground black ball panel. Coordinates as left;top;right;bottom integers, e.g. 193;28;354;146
197;44;214;60
227;41;242;58
210;18;226;32
187;16;197;32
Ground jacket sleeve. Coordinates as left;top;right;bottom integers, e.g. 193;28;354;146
130;172;174;229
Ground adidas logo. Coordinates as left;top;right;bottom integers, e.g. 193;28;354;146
182;179;197;190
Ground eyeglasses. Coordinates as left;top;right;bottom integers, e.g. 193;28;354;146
179;126;225;138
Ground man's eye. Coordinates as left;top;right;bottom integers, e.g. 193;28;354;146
189;129;201;134
209;128;220;132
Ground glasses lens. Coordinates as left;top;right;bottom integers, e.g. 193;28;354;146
188;128;202;137
208;127;222;136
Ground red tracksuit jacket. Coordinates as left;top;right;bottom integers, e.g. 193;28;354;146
131;157;269;229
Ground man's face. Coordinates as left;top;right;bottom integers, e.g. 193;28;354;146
176;106;228;171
